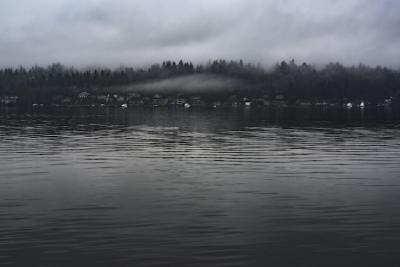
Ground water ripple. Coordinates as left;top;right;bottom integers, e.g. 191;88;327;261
1;110;400;266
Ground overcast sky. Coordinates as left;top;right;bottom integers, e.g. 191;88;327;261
0;0;399;68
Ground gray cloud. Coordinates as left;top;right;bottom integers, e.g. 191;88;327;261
0;0;399;68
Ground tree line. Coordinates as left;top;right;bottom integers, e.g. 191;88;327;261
0;59;399;105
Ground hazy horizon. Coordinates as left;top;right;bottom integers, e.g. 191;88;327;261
1;59;399;72
1;0;399;68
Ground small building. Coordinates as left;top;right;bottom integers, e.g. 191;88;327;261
315;101;329;108
152;94;167;107
296;100;312;108
117;96;126;103
175;98;186;106
128;93;141;99
78;92;90;99
1;96;19;105
384;98;392;105
190;96;205;107
212;101;222;108
231;101;239;108
129;98;144;106
61;97;72;105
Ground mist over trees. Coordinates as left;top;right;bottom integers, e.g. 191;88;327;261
0;59;399;105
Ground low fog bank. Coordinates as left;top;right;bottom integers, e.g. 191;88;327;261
124;74;246;94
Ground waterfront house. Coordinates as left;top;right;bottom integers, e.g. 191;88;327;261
190;96;205;107
116;96;126;103
128;93;141;100
212;101;222;108
175;98;186;106
78;92;90;100
296;100;312;108
152;94;165;107
61;97;72;105
1;96;19;105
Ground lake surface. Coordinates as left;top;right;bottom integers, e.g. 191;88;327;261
1;107;400;266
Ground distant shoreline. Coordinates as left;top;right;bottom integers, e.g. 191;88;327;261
1;60;399;110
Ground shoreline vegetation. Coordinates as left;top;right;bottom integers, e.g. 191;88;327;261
1;59;400;110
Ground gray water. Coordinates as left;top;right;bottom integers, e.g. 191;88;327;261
1;108;400;266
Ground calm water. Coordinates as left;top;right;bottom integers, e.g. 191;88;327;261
1;108;400;266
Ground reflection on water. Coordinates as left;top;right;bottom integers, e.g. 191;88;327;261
1;108;400;266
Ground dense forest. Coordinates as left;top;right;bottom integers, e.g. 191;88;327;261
0;59;400;107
